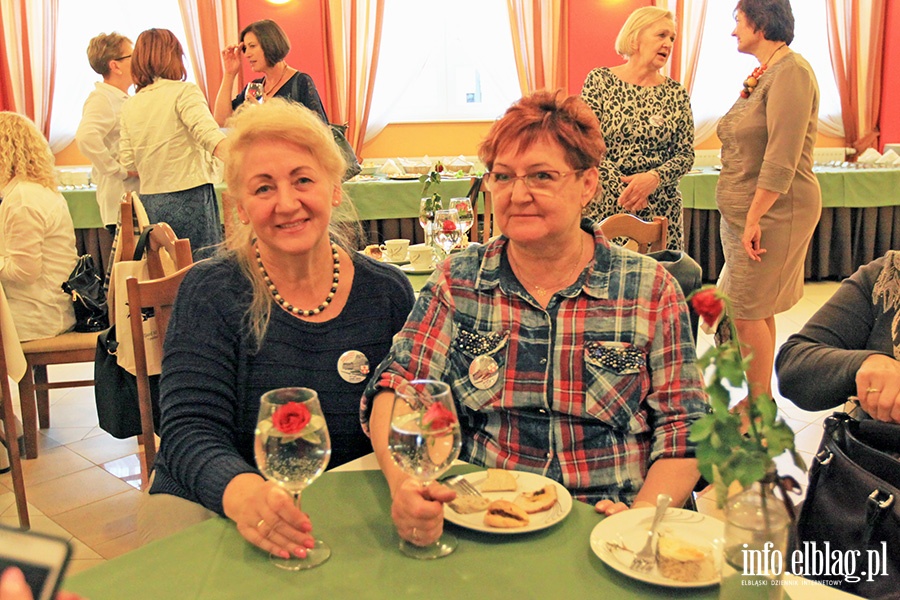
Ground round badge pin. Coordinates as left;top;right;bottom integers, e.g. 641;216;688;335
468;355;500;389
337;350;370;384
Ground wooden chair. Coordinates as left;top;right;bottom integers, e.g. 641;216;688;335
467;177;497;244
598;214;668;254
0;297;30;528
125;244;192;489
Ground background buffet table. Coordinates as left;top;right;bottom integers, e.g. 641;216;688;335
62;167;900;282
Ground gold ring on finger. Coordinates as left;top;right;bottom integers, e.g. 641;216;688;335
866;387;881;394
412;527;419;542
256;518;266;530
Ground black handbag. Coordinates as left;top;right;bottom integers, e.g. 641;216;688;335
796;413;899;599
61;255;109;332
94;326;159;439
331;123;362;181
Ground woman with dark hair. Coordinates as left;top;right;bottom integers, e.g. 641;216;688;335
119;28;227;260
213;19;327;126
716;0;820;408
362;91;707;548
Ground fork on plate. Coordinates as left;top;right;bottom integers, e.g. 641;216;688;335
440;474;483;497
629;493;671;573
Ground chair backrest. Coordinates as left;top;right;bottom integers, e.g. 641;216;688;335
126;262;194;487
598;214;668;254
0;291;30;528
467;177;496;244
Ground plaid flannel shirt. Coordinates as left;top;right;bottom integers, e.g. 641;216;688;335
361;221;708;504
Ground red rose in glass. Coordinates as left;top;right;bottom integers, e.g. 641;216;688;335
421;402;456;432
272;401;311;435
441;220;457;234
690;288;725;328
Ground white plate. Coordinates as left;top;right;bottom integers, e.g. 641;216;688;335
443;471;573;534
388;174;421;180
590;507;724;588
399;264;434;275
384;255;410;265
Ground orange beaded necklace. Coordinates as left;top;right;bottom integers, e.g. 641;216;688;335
740;43;786;99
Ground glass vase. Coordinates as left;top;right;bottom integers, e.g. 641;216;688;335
719;473;791;600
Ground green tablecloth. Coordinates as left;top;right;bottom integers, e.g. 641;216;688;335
65;467;719;599
62;178;477;230
63;169;900;230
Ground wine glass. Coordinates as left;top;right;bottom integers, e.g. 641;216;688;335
255;387;331;570
388;380;462;559
449;197;473;245
418;196;436;246
432;209;460;260
246;82;265;104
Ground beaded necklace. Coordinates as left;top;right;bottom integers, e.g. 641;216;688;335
740;43;786;98
256;243;340;317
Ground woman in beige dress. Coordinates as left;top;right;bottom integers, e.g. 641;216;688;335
716;0;821;402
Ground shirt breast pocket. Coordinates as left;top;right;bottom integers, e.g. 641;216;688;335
450;327;509;412
582;340;649;431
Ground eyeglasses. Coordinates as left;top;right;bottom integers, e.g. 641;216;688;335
113;54;132;61
484;169;585;193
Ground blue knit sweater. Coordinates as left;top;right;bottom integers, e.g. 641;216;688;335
149;252;414;515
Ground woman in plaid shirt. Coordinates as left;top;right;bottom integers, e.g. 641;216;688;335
362;91;709;548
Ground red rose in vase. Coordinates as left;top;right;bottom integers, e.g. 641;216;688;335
441;220;457;234
690;287;725;329
272;401;311;435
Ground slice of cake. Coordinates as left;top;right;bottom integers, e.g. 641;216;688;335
656;534;714;582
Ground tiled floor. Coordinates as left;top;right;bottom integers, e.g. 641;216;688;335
0;280;842;575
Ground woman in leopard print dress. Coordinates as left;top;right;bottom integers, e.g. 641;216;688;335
580;6;694;250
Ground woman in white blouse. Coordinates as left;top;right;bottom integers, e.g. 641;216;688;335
0;112;77;342
119;28;228;260
75;31;139;231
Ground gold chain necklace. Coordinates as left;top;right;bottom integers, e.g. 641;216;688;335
263;64;289;96
508;233;585;297
256;243;340;317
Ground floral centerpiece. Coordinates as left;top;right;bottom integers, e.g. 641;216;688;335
419;162;444;217
687;286;805;506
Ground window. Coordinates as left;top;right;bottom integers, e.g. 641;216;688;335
368;0;520;127
49;0;195;150
690;3;842;140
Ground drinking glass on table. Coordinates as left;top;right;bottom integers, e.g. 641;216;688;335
255;387;331;570
449;197;473;244
432;209;460;260
419;196;437;246
246;82;265;104
389;380;462;559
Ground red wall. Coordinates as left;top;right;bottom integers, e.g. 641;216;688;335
567;0;650;94
880;0;900;150
236;0;327;102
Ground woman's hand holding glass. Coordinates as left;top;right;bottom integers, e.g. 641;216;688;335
246;82;265;104
388;380;462;558
254;387;332;569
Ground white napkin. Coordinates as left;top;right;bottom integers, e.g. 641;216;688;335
0;284;26;382
857;148;882;164
894;155;900;167
379;159;403;176
876;149;899;164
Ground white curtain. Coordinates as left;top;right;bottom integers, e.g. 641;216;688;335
0;0;57;138
178;0;239;103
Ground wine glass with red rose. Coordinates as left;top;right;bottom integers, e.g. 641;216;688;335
388;380;462;559
255;387;332;570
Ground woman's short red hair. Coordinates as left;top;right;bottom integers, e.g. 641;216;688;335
131;28;187;92
478;90;606;171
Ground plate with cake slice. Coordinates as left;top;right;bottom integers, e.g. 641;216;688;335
442;469;572;534
590;507;724;588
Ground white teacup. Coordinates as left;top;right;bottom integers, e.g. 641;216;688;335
380;239;410;262
407;244;434;270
